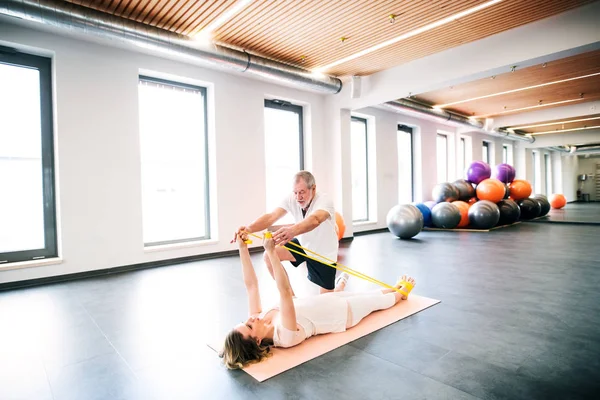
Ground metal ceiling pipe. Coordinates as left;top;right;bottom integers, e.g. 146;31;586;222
0;0;342;94
382;100;535;143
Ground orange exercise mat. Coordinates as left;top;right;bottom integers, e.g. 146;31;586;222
208;294;440;382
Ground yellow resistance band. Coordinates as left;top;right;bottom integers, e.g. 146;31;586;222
246;231;409;295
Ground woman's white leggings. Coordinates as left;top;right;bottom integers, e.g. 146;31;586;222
328;290;397;328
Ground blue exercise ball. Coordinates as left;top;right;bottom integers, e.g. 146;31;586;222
413;202;433;227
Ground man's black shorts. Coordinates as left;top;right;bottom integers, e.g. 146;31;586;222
284;238;336;290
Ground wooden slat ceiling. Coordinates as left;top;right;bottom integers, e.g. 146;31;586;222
504;114;600;134
414;49;600;119
62;0;597;78
66;0;239;34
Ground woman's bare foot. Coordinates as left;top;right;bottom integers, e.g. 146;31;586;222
334;272;350;292
395;275;416;300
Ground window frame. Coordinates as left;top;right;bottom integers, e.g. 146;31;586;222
397;124;414;203
502;144;508;164
264;99;305;171
482;141;490;164
351;116;370;222
138;75;211;246
436;133;448;183
0;48;57;265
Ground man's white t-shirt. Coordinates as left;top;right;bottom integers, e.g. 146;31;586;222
279;192;339;263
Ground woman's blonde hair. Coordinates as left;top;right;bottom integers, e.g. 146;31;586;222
219;329;272;370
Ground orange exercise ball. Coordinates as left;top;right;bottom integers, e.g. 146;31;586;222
452;200;470;228
335;212;346;240
550;194;567;209
467;197;478;205
476;178;505;203
508;179;532;201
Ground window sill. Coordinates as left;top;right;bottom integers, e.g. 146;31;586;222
353;221;378;227
0;257;63;271
143;239;219;253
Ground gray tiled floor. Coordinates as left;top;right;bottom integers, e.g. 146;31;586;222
1;221;600;399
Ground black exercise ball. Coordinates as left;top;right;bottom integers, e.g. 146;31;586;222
431;202;461;229
432;183;459;203
453;179;476;201
497;199;520;225
533;195;551;217
517;198;542;220
503;184;511;199
468;200;500;229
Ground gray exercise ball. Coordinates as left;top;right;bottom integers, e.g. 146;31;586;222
386;204;424;239
432;182;460;203
453;179;476;200
431;202;461;229
468;200;500;229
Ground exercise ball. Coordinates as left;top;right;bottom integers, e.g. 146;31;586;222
467;196;478;205
518;198;541;220
386;204;423;239
503;184;511;199
508;179;532;201
413;203;433;227
476;178;505;203
533;195;551;216
550;194;567;209
432;182;459;203
468;200;500;229
452;200;470;228
453;179;476;200
493;163;516;183
497;199;520;225
431;202;461;229
466;161;491;184
334;212;346;240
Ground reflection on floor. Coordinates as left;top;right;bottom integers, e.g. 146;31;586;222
530;202;600;225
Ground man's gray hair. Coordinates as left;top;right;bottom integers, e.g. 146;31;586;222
294;170;316;189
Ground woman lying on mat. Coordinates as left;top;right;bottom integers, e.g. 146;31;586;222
219;232;416;370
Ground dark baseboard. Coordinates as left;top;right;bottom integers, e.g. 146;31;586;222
353;228;388;236
0;247;264;292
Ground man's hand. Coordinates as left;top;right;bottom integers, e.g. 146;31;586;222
273;226;295;245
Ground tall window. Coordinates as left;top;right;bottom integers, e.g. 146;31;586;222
437;133;448;182
482;141;490;164
138;76;209;246
351;117;369;221
502;145;508;164
458;137;466;179
0;50;57;264
397;125;413;204
264;99;303;222
532;151;542;195
545;154;552;195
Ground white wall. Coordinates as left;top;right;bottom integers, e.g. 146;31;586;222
577;157;600;201
0;23;333;284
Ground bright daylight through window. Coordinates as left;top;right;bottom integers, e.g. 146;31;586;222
138;77;209;246
264;100;303;223
351;117;369;222
0;51;57;264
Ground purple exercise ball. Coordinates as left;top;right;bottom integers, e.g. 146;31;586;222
466;161;491;185
493;163;516;184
